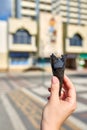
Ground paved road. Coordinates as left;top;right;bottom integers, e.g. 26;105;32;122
0;71;87;130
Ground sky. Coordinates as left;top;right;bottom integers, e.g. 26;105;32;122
0;0;11;20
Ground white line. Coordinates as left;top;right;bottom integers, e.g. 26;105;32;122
32;86;49;96
1;94;27;130
68;116;87;130
22;88;47;104
75;102;87;113
0;80;11;92
79;93;87;100
9;80;19;89
44;81;50;87
75;85;87;92
22;88;87;113
22;88;87;130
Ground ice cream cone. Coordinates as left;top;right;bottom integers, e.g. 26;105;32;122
50;53;66;96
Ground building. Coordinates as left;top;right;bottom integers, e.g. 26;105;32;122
10;0;53;71
8;0;37;71
0;0;52;71
0;21;8;71
51;0;87;69
0;0;87;71
0;0;11;71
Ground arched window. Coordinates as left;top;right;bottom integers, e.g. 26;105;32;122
13;29;31;44
70;34;82;46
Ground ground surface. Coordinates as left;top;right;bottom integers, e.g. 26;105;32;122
0;70;87;130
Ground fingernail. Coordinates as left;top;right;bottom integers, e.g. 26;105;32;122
52;76;58;84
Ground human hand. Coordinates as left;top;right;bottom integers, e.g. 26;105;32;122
41;75;76;130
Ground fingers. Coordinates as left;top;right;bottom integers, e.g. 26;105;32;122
50;76;60;102
63;75;73;90
48;75;76;106
63;75;76;104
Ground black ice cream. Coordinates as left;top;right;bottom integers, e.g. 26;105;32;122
50;53;66;96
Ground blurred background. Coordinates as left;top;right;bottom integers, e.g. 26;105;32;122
0;0;87;130
0;0;87;72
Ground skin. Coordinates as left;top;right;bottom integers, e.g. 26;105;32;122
41;75;77;130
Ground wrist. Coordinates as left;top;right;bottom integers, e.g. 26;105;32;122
41;119;61;130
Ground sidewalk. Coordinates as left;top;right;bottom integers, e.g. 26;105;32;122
6;68;87;78
1;65;87;77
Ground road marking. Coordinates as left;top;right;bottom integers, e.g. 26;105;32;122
65;119;81;130
75;102;87;113
20;79;36;88
71;78;87;84
44;80;50;86
8;80;19;89
79;93;87;100
68;116;87;130
9;90;42;129
22;88;47;105
22;87;87;113
0;80;11;95
32;86;49;96
1;94;27;130
75;85;87;92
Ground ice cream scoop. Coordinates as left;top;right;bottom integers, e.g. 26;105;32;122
50;53;66;96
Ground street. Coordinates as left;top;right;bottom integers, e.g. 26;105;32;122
0;70;87;130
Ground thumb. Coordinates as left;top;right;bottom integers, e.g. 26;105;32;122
50;76;60;102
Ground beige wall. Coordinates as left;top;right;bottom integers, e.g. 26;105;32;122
9;18;37;35
65;24;87;53
9;34;37;52
8;18;37;52
0;21;8;71
7;18;37;71
9;64;31;72
0;53;8;71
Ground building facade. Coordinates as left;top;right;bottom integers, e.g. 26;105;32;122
0;0;52;71
0;21;8;71
0;0;87;71
8;0;37;71
51;0;87;69
0;0;11;71
9;0;52;71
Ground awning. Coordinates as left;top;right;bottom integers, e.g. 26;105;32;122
79;53;87;59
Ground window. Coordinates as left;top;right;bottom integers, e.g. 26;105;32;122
13;29;31;44
9;52;29;65
70;34;82;46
